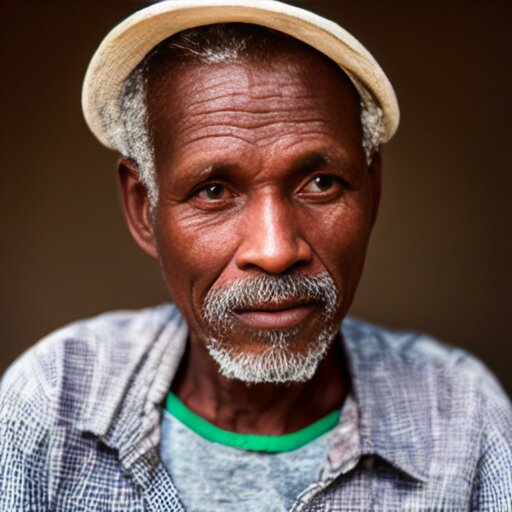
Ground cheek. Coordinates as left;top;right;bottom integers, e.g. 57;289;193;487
304;196;373;291
154;209;240;309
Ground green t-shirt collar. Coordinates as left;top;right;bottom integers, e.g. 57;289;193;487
165;392;340;453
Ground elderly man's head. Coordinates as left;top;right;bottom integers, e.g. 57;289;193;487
117;23;382;383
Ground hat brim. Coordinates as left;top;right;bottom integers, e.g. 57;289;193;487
82;0;399;151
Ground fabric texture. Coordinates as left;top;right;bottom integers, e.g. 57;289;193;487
160;408;331;511
0;303;511;511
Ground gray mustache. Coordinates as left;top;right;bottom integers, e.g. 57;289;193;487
202;273;338;327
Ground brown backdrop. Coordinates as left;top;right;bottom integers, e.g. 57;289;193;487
1;1;511;395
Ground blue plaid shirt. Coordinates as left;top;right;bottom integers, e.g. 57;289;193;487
1;304;511;511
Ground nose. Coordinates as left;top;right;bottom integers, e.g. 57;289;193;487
235;193;312;274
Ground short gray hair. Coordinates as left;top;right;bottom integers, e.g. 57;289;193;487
120;23;384;208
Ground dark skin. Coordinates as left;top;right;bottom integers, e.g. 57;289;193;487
118;49;381;435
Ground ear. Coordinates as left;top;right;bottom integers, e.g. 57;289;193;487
117;157;159;259
368;151;382;228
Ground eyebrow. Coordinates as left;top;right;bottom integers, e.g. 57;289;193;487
190;154;329;182
294;147;357;172
188;162;238;181
291;152;329;172
183;150;349;183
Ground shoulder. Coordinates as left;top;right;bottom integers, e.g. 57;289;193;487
342;316;511;439
0;304;179;431
0;305;180;509
343;317;512;502
343;315;510;407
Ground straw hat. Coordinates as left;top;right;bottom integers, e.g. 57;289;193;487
82;0;399;152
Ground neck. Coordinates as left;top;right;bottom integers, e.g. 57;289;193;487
171;334;349;435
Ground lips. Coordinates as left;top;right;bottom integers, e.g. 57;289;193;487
234;301;315;330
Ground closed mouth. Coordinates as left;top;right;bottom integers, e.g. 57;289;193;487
234;301;316;330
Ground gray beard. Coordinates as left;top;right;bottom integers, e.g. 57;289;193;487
201;273;339;384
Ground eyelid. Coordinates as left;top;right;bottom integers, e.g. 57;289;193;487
196;183;225;198
298;172;349;194
188;180;241;211
189;178;230;198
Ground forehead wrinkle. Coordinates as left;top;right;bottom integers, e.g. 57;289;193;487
155;58;359;132
177;117;334;149
177;67;324;112
179;131;258;148
184;89;322;117
247;82;315;101
185;107;330;125
192;62;311;91
179;93;332;130
150;57;365;174
268;133;355;166
186;69;247;94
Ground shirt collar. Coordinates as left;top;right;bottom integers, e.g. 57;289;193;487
338;318;432;482
79;305;188;467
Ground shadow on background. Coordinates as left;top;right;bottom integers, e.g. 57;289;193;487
1;1;511;394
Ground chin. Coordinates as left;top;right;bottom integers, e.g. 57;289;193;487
205;323;339;384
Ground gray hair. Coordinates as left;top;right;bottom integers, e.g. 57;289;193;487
119;24;384;208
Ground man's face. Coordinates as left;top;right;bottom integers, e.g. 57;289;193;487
142;50;380;382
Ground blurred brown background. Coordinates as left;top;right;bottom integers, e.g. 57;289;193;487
1;1;511;394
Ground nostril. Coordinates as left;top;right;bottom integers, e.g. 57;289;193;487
235;237;312;274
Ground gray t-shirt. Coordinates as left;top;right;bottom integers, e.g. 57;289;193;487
160;410;332;511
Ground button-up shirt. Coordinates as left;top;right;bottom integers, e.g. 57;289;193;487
1;304;511;511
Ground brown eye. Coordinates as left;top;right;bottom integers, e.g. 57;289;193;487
303;175;337;193
198;183;226;200
313;175;334;191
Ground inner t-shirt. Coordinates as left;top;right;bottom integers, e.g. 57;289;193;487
159;393;339;512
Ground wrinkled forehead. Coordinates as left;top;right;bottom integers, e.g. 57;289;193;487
147;54;363;139
143;23;361;114
145;54;366;175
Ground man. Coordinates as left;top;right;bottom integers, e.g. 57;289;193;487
1;0;510;510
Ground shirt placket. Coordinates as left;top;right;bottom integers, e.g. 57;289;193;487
290;394;367;511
